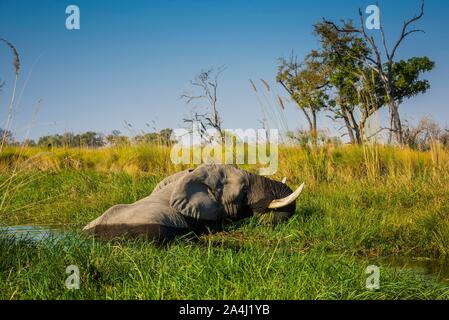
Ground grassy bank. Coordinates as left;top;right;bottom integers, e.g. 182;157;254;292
1;144;449;299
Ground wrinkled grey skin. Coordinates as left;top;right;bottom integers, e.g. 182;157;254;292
83;164;295;242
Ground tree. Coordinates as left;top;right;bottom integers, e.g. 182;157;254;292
314;21;383;144
159;128;174;145
324;0;429;145
38;134;63;148
106;130;127;147
391;57;434;104
277;52;329;144
22;139;36;147
62;132;76;147
78;131;105;148
133;128;174;146
181;67;226;143
37;131;106;148
0;128;14;145
314;19;434;145
403;117;449;150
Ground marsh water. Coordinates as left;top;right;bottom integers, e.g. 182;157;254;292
2;225;449;285
0;225;69;243
375;256;449;284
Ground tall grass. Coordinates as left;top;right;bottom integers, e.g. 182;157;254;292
2;144;448;183
1;143;449;299
1;170;449;299
1;144;448;256
0;38;24;225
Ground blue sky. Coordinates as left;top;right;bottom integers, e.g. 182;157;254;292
0;0;448;141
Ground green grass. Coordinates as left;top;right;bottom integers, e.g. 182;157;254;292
1;144;449;299
1;237;448;299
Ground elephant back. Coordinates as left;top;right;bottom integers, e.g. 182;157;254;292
152;168;193;193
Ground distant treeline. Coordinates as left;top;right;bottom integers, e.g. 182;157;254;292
0;128;174;148
1;117;449;151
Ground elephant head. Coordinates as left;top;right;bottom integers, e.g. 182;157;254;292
170;164;304;225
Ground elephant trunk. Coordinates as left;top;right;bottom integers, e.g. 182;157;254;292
246;173;296;218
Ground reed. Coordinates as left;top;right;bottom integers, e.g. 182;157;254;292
1;143;449;299
2;144;448;183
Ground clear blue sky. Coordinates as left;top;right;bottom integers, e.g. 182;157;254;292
0;0;448;141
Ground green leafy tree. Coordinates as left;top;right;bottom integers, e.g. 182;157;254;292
392;57;434;104
314;21;382;144
106;130;128;147
38;135;63;148
324;0;432;145
78;131;105;148
134;128;174;146
22;139;36;147
277;52;329;144
37;132;106;148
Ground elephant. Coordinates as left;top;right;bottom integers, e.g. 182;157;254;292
83;164;304;242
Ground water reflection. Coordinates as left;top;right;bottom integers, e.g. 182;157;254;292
0;225;64;243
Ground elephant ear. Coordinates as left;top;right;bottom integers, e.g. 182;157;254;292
170;165;227;222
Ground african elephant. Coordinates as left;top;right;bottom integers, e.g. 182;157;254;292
83;164;304;242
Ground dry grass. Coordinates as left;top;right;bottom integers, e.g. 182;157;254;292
1;143;448;183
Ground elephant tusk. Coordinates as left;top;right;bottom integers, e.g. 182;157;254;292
268;182;305;209
281;177;287;184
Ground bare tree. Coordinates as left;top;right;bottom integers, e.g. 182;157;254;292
403;117;448;150
181;67;226;143
324;0;426;145
182;111;212;144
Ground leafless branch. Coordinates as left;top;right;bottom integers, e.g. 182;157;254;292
181;67;226;141
378;1;390;60
364;127;397;140
180;94;206;104
391;0;425;60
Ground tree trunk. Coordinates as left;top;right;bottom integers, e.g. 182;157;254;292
387;96;403;145
388;106;394;144
385;63;404;146
297;105;316;145
342;114;356;144
393;105;403;145
311;110;318;145
347;110;362;144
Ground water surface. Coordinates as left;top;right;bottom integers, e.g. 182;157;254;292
0;225;68;243
378;255;449;284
